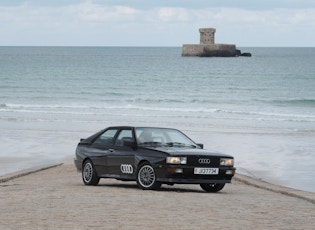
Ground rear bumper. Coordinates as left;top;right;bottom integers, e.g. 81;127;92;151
74;158;82;172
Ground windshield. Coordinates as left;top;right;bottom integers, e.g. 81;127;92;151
135;127;198;148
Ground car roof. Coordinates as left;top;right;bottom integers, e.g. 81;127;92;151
106;126;176;130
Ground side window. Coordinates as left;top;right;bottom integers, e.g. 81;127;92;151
115;129;134;146
92;129;118;148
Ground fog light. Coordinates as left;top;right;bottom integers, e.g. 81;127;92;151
226;169;236;175
167;168;184;174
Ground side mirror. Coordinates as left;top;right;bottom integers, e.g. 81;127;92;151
79;138;91;145
197;143;204;149
123;139;137;149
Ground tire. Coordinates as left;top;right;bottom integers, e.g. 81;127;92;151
136;162;161;190
200;183;225;193
82;160;100;186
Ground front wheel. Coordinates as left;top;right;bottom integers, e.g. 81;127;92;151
200;183;225;193
82;160;100;186
136;162;161;190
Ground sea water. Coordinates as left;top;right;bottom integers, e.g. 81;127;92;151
1;47;315;192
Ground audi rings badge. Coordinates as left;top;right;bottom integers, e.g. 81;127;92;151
198;158;211;164
120;164;134;174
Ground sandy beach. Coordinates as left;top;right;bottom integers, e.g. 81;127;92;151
0;162;314;230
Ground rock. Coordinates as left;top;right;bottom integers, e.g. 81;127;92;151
241;52;252;57
236;49;242;56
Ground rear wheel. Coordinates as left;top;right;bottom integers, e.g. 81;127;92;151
137;162;161;190
82;160;100;186
200;183;225;193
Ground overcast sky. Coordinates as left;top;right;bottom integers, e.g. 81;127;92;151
1;0;315;47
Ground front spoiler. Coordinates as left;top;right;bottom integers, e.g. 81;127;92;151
157;178;232;184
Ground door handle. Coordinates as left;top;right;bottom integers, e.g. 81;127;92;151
108;149;115;152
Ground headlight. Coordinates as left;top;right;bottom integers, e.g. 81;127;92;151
220;158;234;166
166;157;187;164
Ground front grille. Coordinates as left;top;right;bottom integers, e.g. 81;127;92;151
187;155;220;167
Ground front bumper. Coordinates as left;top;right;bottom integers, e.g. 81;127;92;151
156;165;236;184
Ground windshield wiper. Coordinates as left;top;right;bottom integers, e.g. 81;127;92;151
165;142;188;147
139;141;162;147
165;142;197;148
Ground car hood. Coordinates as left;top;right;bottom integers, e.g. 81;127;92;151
143;146;233;158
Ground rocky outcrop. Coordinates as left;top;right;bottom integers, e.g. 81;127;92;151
240;52;252;57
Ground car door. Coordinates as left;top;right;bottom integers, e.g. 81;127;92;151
107;128;136;178
87;128;118;175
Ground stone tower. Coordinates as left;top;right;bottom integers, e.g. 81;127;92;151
182;27;247;57
199;28;216;45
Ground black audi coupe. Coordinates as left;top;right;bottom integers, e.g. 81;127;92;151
74;126;236;192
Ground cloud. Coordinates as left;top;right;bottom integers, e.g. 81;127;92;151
65;1;140;23
156;7;191;22
0;1;315;46
0;1;140;25
2;2;314;27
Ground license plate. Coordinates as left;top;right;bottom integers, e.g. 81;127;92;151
194;168;219;175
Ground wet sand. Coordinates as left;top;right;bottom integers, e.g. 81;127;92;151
0;163;314;229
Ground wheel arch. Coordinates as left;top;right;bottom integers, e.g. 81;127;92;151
82;157;93;167
82;157;99;176
136;159;150;170
135;154;165;170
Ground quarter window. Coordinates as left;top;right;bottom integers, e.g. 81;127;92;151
92;129;118;148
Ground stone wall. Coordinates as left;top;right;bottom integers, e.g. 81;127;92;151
181;45;205;56
182;44;238;57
